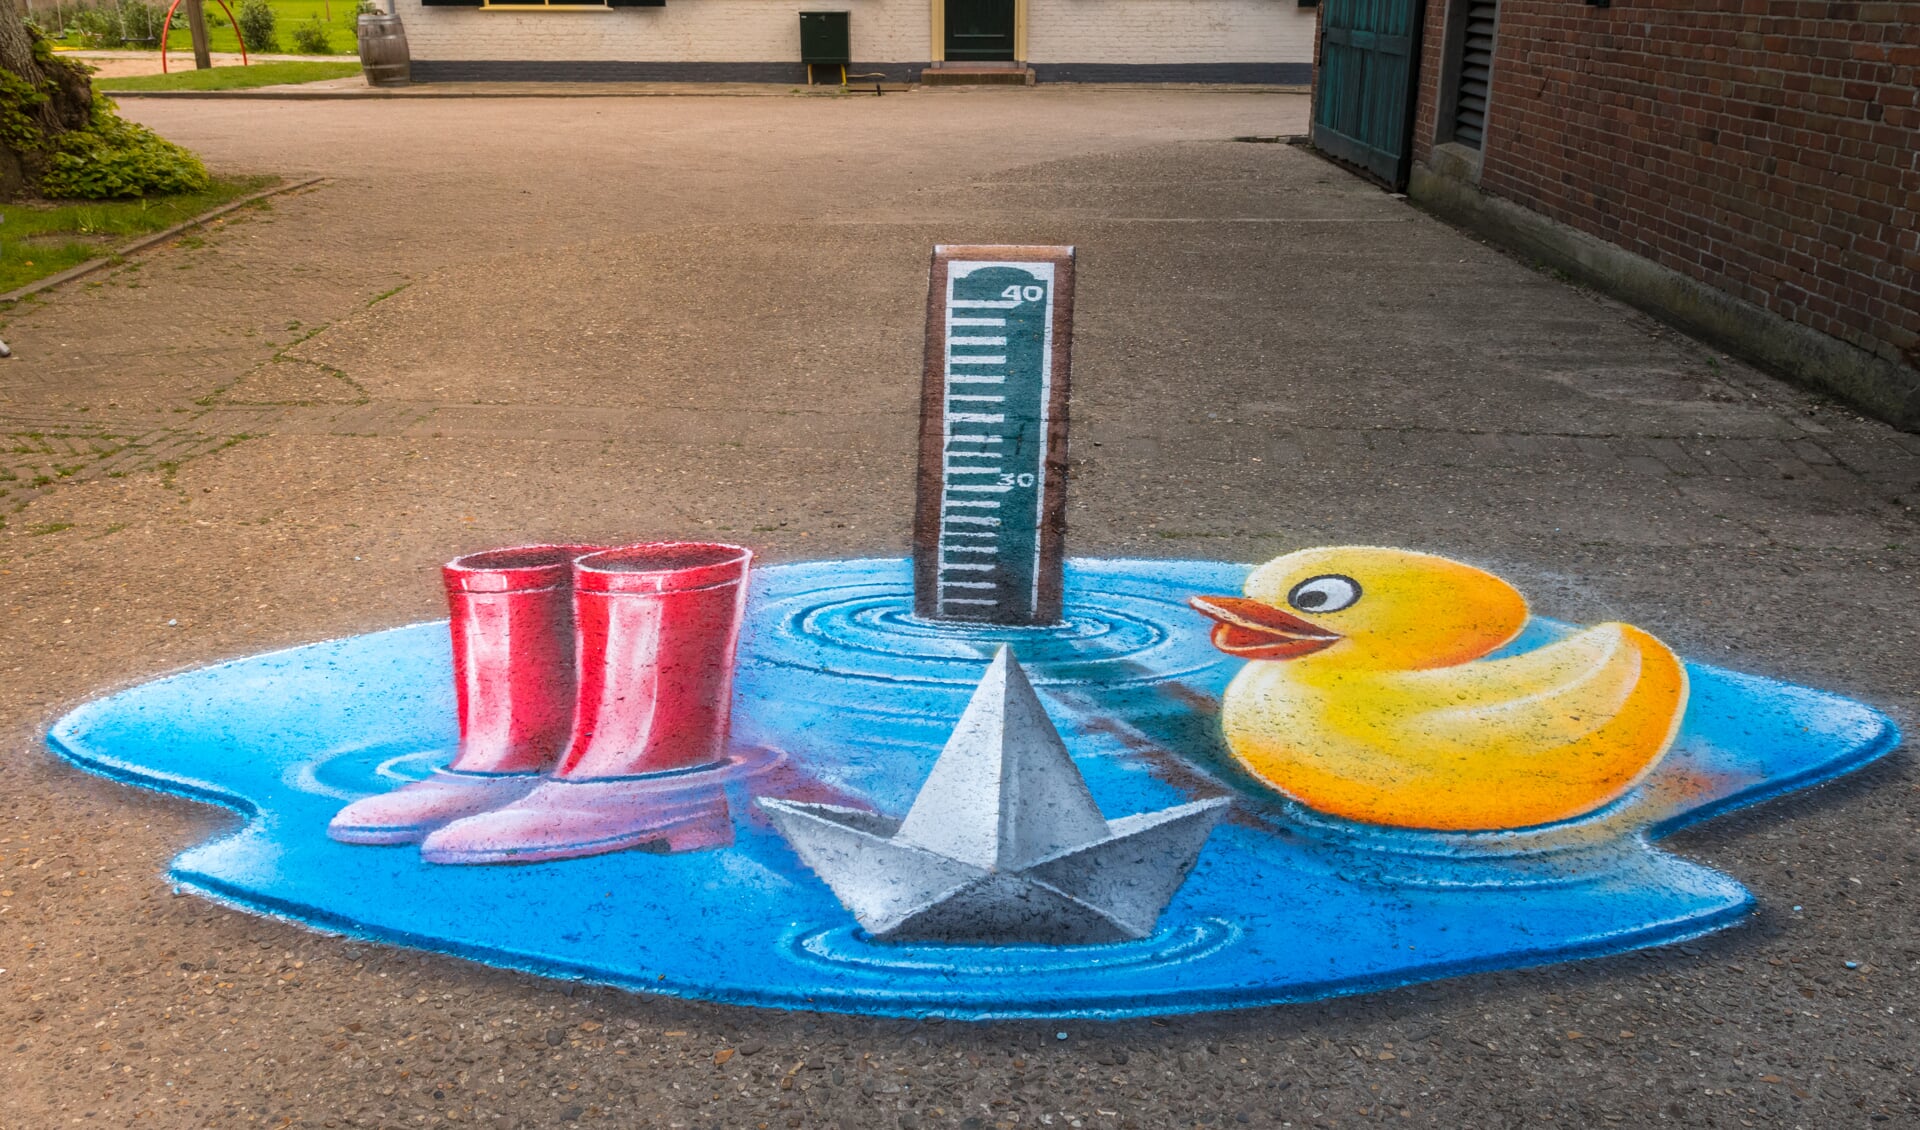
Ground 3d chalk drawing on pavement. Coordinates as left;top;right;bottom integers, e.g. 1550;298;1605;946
46;246;1901;1019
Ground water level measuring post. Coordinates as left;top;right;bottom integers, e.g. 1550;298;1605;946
912;246;1075;625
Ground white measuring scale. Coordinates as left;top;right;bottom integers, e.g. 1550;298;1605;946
912;246;1076;626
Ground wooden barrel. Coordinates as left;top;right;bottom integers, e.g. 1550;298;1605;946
357;13;411;88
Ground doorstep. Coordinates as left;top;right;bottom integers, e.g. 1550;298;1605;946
920;62;1036;86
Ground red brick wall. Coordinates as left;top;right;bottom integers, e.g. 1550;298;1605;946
1410;0;1448;168
1411;0;1920;370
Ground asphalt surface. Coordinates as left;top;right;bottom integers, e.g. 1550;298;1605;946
1;89;1916;1129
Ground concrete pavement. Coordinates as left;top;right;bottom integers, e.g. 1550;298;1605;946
0;89;1915;1128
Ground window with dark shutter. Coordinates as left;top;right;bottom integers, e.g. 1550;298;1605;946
1451;0;1497;148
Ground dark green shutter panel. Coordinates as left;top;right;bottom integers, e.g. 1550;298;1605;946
608;0;667;7
799;11;850;62
419;0;482;7
1453;0;1497;148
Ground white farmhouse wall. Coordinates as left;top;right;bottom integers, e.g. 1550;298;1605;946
396;0;929;64
395;0;1316;68
1029;0;1315;64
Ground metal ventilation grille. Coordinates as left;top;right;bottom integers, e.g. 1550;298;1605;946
1453;0;1498;148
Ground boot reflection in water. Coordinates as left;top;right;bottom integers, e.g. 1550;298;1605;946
328;544;603;845
421;542;753;864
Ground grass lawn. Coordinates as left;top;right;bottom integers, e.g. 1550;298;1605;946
165;0;365;56
0;175;277;294
93;59;362;90
55;0;368;56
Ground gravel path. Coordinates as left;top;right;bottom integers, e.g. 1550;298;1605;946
0;89;1914;1129
68;50;347;78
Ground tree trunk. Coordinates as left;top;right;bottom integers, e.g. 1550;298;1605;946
183;0;211;70
0;0;93;135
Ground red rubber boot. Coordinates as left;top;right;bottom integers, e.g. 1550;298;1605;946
328;544;602;845
421;542;752;864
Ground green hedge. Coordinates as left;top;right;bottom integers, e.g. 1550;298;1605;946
41;101;212;199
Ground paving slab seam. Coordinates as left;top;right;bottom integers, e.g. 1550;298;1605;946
6;403;1895;516
152;403;1920;485
14;399;1912;473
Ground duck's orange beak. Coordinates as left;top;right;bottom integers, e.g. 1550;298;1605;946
1189;595;1343;660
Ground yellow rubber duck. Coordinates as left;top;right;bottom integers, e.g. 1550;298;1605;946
1190;547;1688;831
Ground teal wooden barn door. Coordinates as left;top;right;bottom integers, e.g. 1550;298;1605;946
1312;0;1426;189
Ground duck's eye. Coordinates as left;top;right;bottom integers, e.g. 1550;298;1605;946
1287;574;1361;614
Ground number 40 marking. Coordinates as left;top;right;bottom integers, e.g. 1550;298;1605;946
1000;285;1046;302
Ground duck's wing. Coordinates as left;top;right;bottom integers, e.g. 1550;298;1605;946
1372;623;1685;752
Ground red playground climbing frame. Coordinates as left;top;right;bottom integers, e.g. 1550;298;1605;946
158;0;250;74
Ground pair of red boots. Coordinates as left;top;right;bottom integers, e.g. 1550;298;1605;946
328;541;752;863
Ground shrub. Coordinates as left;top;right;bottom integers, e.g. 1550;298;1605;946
41;102;212;199
234;0;276;53
70;5;122;47
289;15;331;54
0;11;211;200
32;0;87;40
116;0;164;44
54;0;159;46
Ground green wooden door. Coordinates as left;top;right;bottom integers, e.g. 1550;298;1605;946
946;0;1016;61
1312;0;1426;189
